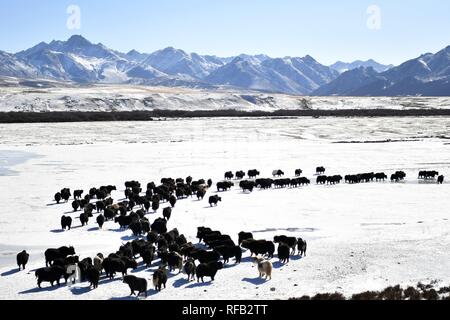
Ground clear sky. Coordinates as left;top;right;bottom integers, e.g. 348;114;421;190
0;0;449;65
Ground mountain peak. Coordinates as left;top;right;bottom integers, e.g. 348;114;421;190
66;35;92;47
160;46;184;54
303;54;316;62
127;49;141;55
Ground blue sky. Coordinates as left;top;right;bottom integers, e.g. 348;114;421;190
0;0;449;65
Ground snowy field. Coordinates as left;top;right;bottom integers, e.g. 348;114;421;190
1;116;450;300
1;80;450;112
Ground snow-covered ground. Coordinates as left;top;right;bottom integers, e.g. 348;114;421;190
0;79;449;112
0;117;450;300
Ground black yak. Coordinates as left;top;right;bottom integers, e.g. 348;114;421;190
235;171;246;179
35;266;66;288
163;207;172;221
80;213;89;226
224;171;234;180
274;235;297;254
169;195;177;208
272;170;284;177
248;169;260;179
238;231;253;245
209;195;222;207
123;275;147;297
74;190;83;199
153;266;168;292
184;258;196;281
54;192;62;204
277;243;290;264
316;167;326;174
61;215;72;231
86;266;100;289
196;261;223;283
17;250;29;270
297;238;307;257
45;246;75;267
241;239;275;258
96;214;105;229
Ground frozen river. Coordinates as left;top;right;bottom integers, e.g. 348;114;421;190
0;117;449;299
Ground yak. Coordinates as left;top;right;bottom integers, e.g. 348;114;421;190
209;195;222;207
45;246;75;267
17;250;29;270
61;215;72;231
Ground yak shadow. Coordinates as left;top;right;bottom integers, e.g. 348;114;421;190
272;261;286;269
46;202;62;207
223;263;239;269
109;295;140;301
141;261;161;271
50;225;83;233
146;289;161;297
166;271;182;279
50;229;65;233
131;264;148;274
98;277;119;285
242;277;268;285
19;284;62;294
240;256;256;263
70;285;92;295
186;281;212;289
290;255;303;261
110;228;126;233
1;268;20;277
87;227;100;232
173;277;190;288
63;210;78;214
111;288;161;298
121;235;137;241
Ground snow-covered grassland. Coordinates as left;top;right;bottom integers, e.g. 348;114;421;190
0;79;450;112
0;116;450;300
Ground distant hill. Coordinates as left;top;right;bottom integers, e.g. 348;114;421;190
330;59;393;74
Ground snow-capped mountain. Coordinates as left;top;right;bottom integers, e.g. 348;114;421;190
0;35;340;94
206;56;293;93
314;46;450;96
313;66;382;96
125;49;149;63
140;47;226;79
15;35;132;83
206;55;338;95
0;51;39;78
1;35;449;96
330;59;393;74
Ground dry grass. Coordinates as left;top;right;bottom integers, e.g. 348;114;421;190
290;282;450;300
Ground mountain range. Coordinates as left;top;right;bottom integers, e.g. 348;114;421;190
314;46;450;96
0;35;449;96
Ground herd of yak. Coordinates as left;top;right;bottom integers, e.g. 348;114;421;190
14;166;444;298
